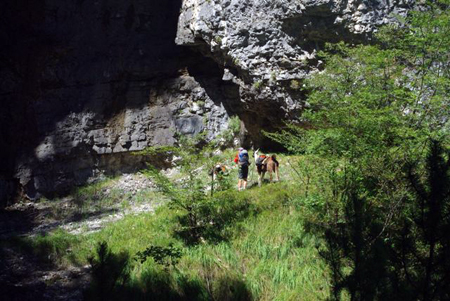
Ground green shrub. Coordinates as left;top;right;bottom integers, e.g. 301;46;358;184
143;136;255;245
289;79;300;90
213;115;241;147
252;80;263;90
135;243;182;269
84;242;130;301
267;2;450;299
214;35;222;44
170;190;253;245
270;71;277;81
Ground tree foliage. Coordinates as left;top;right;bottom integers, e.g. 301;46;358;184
85;242;130;301
144;137;252;245
392;140;450;300
269;1;450;300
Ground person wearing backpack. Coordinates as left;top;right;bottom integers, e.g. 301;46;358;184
234;147;250;191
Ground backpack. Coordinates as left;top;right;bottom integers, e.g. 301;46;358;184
238;150;250;166
255;155;266;165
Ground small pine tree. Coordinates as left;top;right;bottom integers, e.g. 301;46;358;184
390;140;450;300
84;242;130;301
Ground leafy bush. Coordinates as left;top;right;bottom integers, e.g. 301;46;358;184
173;192;253;244
289;79;301;90
390;140;450;300
252;80;263;90
213;115;241;147
135;243;182;269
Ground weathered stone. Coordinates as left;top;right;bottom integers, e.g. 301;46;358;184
0;0;416;205
0;0;236;203
175;0;415;145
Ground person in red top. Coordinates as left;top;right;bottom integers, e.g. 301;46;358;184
235;147;250;191
233;149;240;164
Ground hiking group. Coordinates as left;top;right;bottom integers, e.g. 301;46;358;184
234;147;280;191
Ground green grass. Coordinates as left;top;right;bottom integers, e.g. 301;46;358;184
181;206;330;300
13;179;329;299
4;154;332;300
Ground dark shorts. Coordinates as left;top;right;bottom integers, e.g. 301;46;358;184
238;164;249;179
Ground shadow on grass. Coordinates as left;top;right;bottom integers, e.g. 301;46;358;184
1;229;81;266
0;236;60;301
84;242;253;301
173;191;256;246
86;268;253;301
0;208;38;238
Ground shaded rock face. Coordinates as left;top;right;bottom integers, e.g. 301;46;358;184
0;0;413;205
0;0;236;204
176;0;414;144
14;72;232;201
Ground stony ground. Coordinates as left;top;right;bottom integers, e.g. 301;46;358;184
0;245;90;301
0;201;91;301
0;173;161;301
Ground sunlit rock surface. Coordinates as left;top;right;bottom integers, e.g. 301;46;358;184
176;0;414;144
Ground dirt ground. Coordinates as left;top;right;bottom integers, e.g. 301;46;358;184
0;204;90;301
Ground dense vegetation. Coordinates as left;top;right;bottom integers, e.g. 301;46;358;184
3;1;450;300
270;1;450;299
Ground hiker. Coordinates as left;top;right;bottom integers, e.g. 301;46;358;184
209;163;227;180
234;147;250;191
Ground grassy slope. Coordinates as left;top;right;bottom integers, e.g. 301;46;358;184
13;154;331;300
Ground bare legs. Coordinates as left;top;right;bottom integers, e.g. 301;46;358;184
238;179;247;191
238;164;249;191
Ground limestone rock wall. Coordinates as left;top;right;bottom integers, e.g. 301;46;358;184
176;0;414;143
0;0;234;204
0;0;415;205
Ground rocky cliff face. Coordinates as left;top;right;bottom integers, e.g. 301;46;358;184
176;0;414;144
0;0;413;205
0;0;236;205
